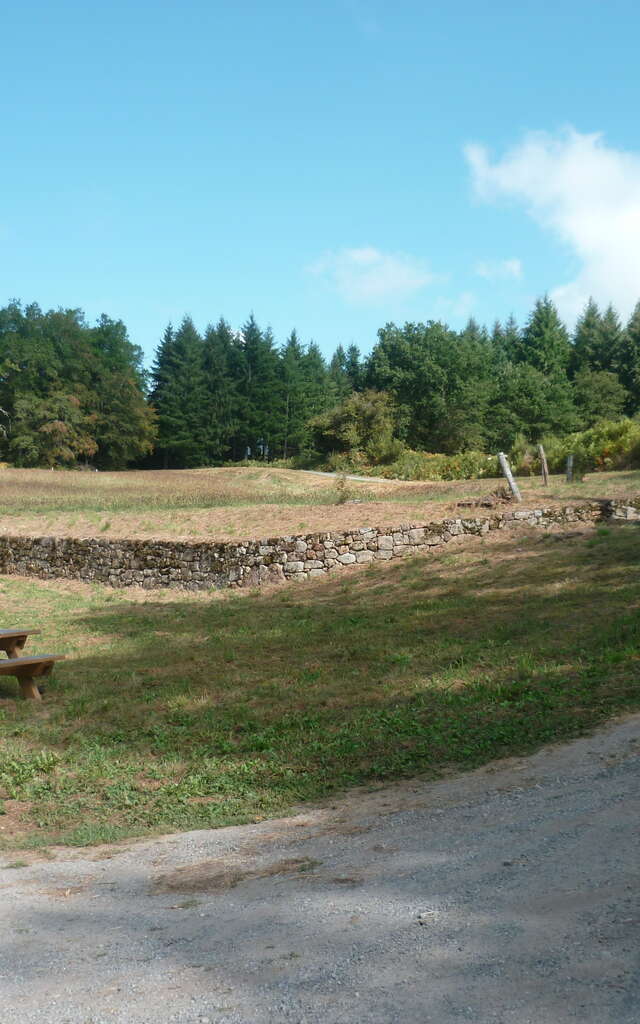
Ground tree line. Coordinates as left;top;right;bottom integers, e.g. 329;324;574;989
0;302;155;468
1;296;639;468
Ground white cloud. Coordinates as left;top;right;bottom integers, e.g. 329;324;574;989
475;258;522;281
308;246;435;303
465;128;640;321
433;290;476;322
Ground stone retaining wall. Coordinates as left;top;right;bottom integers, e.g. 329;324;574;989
0;499;637;591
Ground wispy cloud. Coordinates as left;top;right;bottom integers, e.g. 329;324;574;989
475;258;522;281
308;246;435;303
433;290;476;322
465;128;640;321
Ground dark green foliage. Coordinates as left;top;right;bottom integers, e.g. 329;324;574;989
202;318;240;460
486;363;579;448
4;292;640;470
572;369;628;427
147;294;640;467
310;390;401;464
344;344;364;391
515;296;571;374
0;302;155;468
570;298;603;375
150;318;208;468
619;303;640;410
280;330;310;459
328;344;351;402
367;320;492;453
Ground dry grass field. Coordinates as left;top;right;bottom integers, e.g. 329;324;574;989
0;466;638;541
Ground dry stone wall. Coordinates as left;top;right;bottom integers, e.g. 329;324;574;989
0;499;637;591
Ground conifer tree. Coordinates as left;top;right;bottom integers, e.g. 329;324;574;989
202;318;238;461
619;302;640;411
302;342;329;419
345;344;363;391
328;344;351;401
572;369;628;427
598;305;625;374
280;330;307;458
501;314;522;363
237;316;283;459
570;298;602;376
150;317;207;467
516;297;571;375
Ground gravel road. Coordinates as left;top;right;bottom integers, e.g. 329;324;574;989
2;714;639;1024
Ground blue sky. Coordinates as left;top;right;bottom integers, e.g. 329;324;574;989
3;0;640;362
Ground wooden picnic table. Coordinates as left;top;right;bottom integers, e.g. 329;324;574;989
0;627;42;659
0;628;65;700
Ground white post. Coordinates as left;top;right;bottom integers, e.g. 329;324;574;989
498;452;522;502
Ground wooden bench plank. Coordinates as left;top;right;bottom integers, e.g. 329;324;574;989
0;628;42;636
0;655;65;671
0;654;65;701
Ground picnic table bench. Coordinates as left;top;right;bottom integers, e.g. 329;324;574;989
0;628;65;700
0;654;66;701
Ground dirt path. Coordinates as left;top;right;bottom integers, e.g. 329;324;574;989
2;714;639;1023
305;469;398;483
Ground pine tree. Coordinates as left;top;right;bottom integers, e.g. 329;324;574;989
486;363;579;449
516;297;571;374
502;314;522;363
280;330;307;458
619;302;640;412
302;342;329;419
460;317;489;345
345;344;363;391
328;344;351;402
150;317;207;467
570;299;602;376
490;315;520;365
202;318;238;461
572;369;628;427
598;305;625;374
236;315;283;459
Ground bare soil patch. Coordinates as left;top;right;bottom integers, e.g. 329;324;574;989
155;855;320;893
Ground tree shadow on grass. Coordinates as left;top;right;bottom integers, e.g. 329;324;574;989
2;525;639;845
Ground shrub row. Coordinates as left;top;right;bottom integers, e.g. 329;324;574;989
320;418;640;482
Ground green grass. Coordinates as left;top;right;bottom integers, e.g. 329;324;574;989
0;524;638;851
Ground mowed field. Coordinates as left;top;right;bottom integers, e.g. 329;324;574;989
0;522;639;852
0;465;638;541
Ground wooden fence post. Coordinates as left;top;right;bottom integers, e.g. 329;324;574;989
538;444;549;487
498;452;522;502
566;454;574;483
